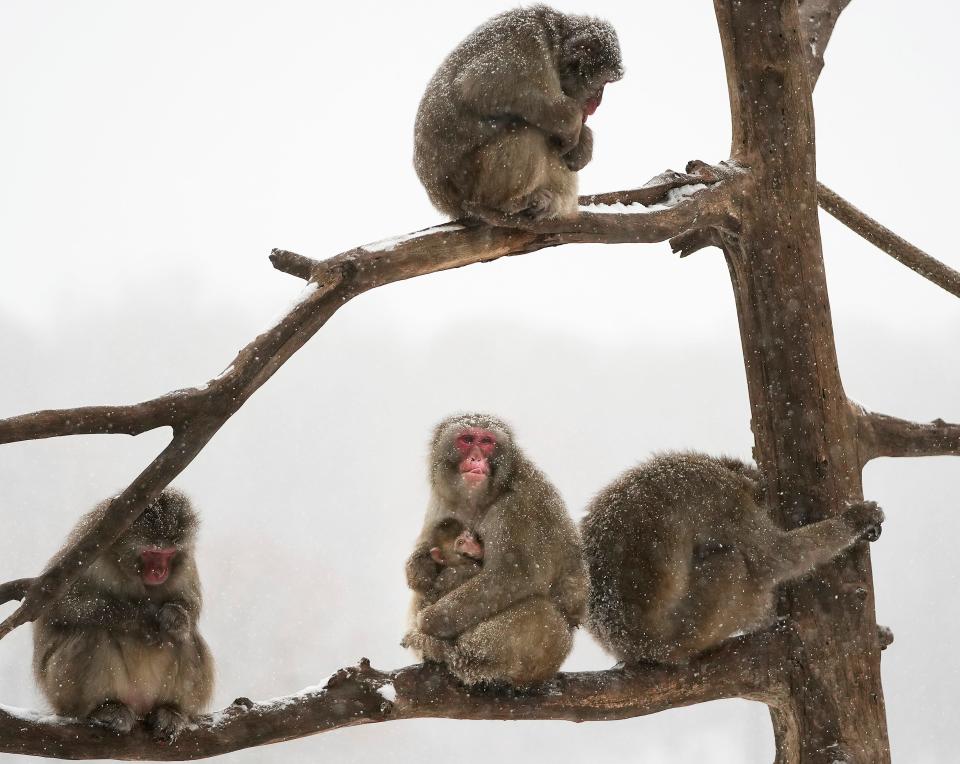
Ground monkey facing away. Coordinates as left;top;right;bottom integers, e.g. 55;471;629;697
414;5;624;224
33;488;214;741
580;452;885;665
403;413;588;687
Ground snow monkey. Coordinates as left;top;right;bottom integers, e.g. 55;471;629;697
408;517;485;612
414;5;624;224
33;488;214;741
403;413;588;687
580;452;885;665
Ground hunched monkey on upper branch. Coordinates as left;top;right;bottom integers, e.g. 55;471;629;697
414;5;624;225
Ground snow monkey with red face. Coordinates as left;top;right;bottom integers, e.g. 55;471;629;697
414;5;624;224
404;413;588;687
32;488;213;741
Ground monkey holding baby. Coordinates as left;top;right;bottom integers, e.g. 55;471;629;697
32;488;213;741
403;413;588;688
414;5;624;224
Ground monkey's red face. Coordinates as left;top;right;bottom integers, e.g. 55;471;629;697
454;427;496;488
582;88;604;121
140;547;177;586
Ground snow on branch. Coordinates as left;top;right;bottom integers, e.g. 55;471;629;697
0;166;742;645
818;182;960;300
0;629;787;760
854;404;960;463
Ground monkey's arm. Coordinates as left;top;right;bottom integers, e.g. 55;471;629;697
562;124;593;170
417;511;548;638
455;50;582;150
45;587;194;644
405;545;442;594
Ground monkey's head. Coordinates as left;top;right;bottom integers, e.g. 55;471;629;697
430;413;517;504
428;518;484;566
554;12;624;119
111;488;199;588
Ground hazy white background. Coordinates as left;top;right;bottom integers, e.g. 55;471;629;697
1;1;957;762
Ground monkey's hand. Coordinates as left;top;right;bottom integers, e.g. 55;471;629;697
549;99;583;153
402;628;454;664
842;500;885;542
562;124;593;171
157;602;191;641
416;603;461;639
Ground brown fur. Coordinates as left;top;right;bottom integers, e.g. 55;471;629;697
414;5;623;224
403;413;587;687
581;451;884;664
33;488;214;740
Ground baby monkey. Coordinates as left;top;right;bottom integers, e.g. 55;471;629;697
32;488;213;741
414;5;624;224
411;518;484;611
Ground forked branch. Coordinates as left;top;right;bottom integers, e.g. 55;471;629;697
0;629;787;760
0;166;743;644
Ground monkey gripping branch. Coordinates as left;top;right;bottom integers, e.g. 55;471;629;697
1;0;960;760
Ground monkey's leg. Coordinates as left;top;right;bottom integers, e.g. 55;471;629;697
467;128;577;223
661;548;770;663
755;500;885;584
452;599;573;687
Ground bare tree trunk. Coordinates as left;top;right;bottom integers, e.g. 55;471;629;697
715;1;888;760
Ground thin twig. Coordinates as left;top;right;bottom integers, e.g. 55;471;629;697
818;182;960;299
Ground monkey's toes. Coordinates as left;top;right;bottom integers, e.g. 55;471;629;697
146;706;188;743
89;701;136;734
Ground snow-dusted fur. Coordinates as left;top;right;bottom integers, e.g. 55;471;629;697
581;451;884;664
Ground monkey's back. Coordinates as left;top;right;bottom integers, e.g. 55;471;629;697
580;451;762;662
413;7;557;216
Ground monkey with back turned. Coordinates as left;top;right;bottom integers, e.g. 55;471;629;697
403;413;588;687
580;452;885;664
32;488;214;741
414;5;624;224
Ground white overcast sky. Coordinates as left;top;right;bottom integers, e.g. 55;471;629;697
1;2;958;763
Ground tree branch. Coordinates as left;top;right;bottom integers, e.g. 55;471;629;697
854;403;960;464
818;182;960;299
798;0;852;87
0;629;787;760
0;170;743;643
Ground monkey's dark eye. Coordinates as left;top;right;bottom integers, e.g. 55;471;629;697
461;434;474;444
480;436;493;445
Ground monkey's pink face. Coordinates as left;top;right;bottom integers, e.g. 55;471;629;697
582;88;604;121
140;547;177;586
454;427;496;488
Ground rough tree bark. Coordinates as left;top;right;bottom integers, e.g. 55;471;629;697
1;1;958;761
715;1;886;760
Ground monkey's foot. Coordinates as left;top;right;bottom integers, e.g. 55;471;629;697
843;500;885;542
89;701;136;734
146;706;188;743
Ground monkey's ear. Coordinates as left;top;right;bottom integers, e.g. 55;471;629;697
429;547;445;564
